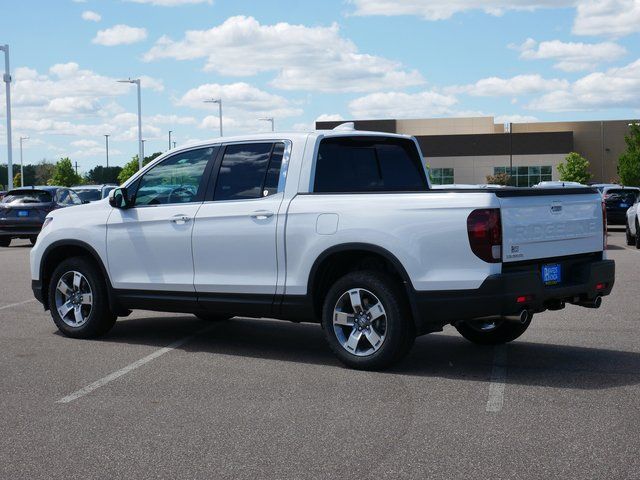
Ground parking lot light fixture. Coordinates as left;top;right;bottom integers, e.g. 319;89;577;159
1;44;14;190
19;136;28;187
259;117;275;132
118;78;143;170
204;98;223;137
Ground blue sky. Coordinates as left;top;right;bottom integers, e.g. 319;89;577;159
1;0;639;173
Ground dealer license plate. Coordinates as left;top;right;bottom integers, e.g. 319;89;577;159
17;210;29;217
542;263;562;286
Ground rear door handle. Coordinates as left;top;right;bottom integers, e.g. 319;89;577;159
250;210;274;220
170;215;191;225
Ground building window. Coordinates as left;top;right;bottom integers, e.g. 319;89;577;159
494;166;552;187
430;168;454;185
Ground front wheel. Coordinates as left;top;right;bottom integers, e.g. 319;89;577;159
48;256;116;338
321;271;415;370
455;317;531;345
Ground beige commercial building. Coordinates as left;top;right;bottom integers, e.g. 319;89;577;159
316;117;636;186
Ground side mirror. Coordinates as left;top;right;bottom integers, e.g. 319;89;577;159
109;187;132;209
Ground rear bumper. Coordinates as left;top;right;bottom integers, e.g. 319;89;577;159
0;221;43;237
605;210;627;225
413;256;614;332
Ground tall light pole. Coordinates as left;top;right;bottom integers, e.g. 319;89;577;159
1;44;13;190
168;130;172;150
19;136;28;187
259;117;275;132
104;134;110;168
141;139;146;162
204;98;223;136
117;78;143;170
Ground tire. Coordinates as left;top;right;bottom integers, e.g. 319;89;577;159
48;256;116;338
455;317;531;346
321;270;415;370
636;220;640;249
195;313;233;322
626;222;635;246
0;238;10;247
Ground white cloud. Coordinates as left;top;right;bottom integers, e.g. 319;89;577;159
143;15;424;93
573;0;640;37
448;74;569;97
350;0;574;21
92;25;148;46
81;10;101;22
71;139;101;148
316;114;345;122
528;58;640;111
348;90;458;118
125;0;212;5
511;38;626;71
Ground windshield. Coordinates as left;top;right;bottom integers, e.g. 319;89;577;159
75;189;102;202
1;190;53;204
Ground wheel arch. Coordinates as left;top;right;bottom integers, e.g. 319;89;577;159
307;243;423;331
38;240;122;313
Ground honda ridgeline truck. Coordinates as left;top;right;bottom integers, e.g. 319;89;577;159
30;125;615;369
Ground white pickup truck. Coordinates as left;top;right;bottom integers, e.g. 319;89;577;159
30;126;615;369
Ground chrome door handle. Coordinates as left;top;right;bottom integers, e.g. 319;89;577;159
170;215;191;225
250;210;274;220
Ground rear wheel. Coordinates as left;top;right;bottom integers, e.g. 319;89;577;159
48;256;116;338
321;270;415;370
455;317;531;345
0;238;10;247
626;221;635;246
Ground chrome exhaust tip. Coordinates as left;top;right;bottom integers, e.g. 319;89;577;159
504;309;532;324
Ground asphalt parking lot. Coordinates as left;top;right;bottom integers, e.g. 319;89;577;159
1;230;639;480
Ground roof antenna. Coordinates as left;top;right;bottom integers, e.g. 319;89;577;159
332;122;355;131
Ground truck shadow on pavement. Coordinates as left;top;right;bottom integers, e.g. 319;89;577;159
88;314;640;390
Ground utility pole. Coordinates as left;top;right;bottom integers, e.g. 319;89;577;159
19;136;28;187
509;122;513;174
173;141;176;149
141;139;146;162
104;134;110;168
1;44;14;190
74;161;78;176
259;117;275;132
168;130;172;150
117;78;143;170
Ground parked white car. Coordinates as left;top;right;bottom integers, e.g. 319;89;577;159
626;196;640;248
30;127;615;369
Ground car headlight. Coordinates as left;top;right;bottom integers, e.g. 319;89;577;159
42;217;53;230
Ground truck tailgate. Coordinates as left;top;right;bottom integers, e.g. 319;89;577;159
498;190;604;263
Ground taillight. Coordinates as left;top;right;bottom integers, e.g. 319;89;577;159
601;201;607;250
467;208;502;263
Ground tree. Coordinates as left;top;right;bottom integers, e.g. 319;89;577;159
34;160;55;186
85;165;123;184
13;172;22;188
617;123;640;186
557;152;592;184
49;157;81;187
486;172;512;186
117;152;162;184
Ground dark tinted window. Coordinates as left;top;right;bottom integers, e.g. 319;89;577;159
2;190;52;204
134;147;214;206
314;137;427;193
604;189;639;204
214;142;284;201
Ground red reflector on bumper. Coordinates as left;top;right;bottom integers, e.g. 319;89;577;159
595;283;606;290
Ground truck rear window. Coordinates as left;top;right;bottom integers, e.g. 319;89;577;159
313;137;427;193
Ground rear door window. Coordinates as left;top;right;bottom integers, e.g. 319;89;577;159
2;191;52;204
313;137;427;193
605;189;639;205
213;142;285;201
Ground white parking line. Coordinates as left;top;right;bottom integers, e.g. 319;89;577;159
0;299;36;310
56;324;214;404
486;345;507;413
